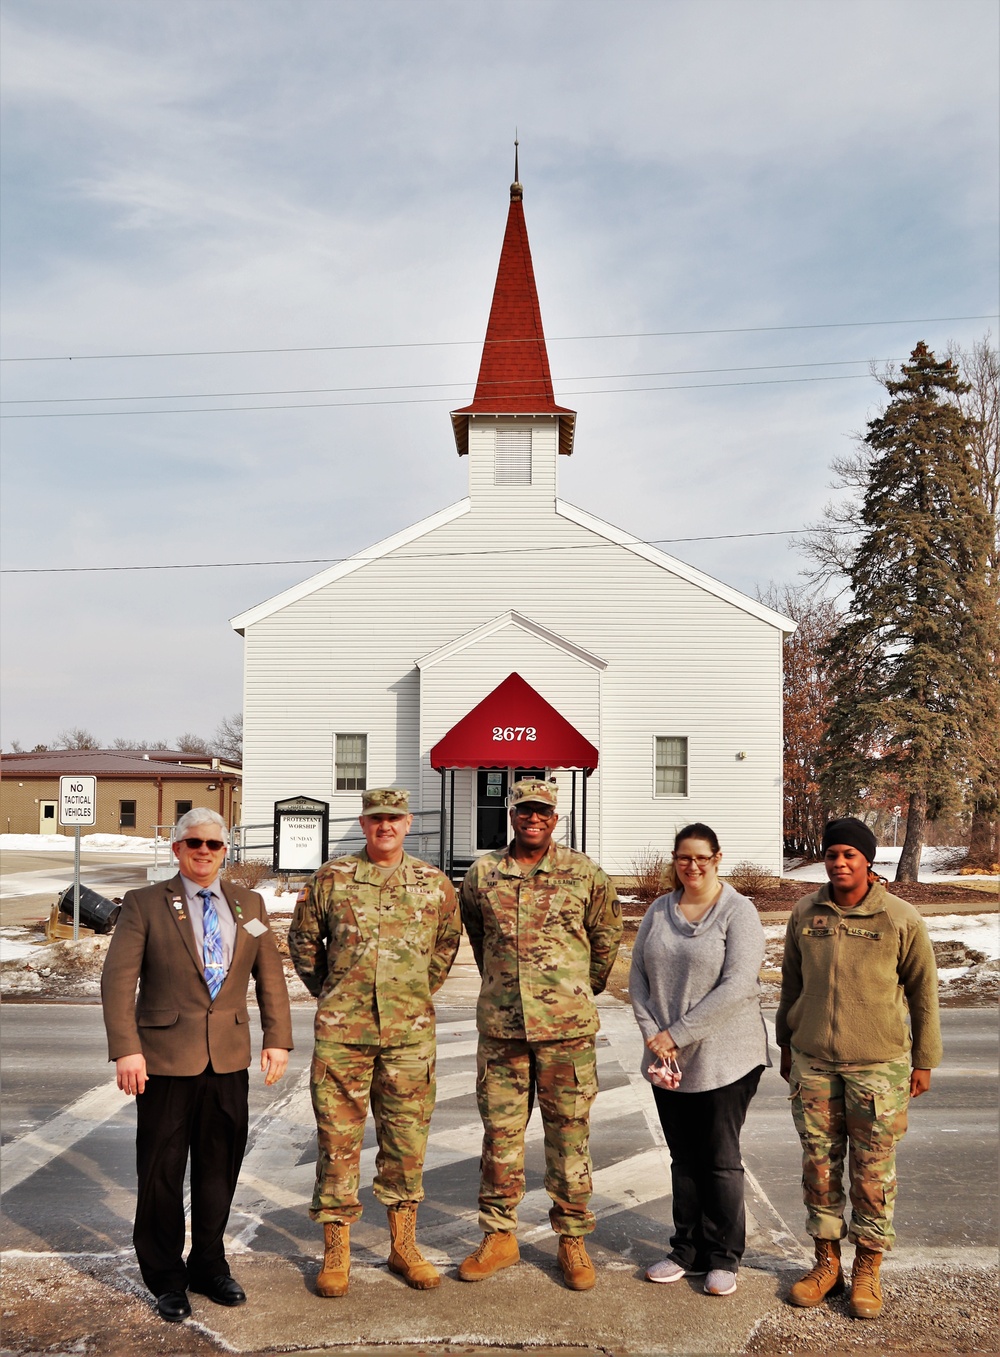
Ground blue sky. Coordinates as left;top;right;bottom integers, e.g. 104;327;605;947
1;0;997;750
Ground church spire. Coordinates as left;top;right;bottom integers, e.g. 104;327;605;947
451;159;575;457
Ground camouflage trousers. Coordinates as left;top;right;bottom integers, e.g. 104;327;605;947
789;1047;910;1251
309;1034;436;1224
475;1034;599;1237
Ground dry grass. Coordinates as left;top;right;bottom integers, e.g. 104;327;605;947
222;857;272;890
725;860;780;896
628;847;676;906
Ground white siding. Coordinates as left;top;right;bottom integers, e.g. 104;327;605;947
238;419;791;875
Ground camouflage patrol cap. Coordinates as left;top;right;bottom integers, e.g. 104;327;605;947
509;778;558;809
361;787;410;815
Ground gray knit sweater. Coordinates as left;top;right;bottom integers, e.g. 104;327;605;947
629;883;770;1092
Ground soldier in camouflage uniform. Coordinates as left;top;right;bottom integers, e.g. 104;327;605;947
457;778;622;1291
288;788;460;1297
776;818;941;1320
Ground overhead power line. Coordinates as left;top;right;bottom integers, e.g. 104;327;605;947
1;526;850;575
0;369;872;419
0;358;891;406
1;314;995;364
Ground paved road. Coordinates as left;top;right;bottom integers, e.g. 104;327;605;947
0;848;156;926
1;1001;994;1353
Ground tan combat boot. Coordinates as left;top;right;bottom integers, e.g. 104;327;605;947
316;1221;350;1297
458;1231;520;1281
787;1238;845;1307
558;1234;596;1291
386;1205;441;1289
849;1243;883;1319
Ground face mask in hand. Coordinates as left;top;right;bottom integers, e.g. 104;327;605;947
648;1054;682;1090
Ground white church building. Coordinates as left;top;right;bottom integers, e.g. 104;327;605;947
232;171;794;878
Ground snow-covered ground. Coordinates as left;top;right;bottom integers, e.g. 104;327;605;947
785;845;998;883
0;833;166;854
764;914;1000;962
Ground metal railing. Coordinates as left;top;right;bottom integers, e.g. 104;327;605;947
230;809;443;870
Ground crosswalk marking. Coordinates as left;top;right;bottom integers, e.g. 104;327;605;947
0;1082;129;1194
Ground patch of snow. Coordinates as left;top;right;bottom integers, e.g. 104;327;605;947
764;913;999;961
0;833;166;854
784;846;998;884
0;929;39;963
258;885;295;915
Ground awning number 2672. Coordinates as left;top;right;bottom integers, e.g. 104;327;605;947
491;726;538;742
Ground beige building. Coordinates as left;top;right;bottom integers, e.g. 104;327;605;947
1;750;242;838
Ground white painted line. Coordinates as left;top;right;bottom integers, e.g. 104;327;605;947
1;1082;129;1195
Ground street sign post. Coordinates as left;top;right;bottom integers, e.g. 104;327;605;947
59;777;97;941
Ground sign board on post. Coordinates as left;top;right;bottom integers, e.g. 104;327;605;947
59;776;97;826
59;776;96;942
273;796;329;873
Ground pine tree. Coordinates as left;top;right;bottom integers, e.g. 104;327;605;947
819;342;996;882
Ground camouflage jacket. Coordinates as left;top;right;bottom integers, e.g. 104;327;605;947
460;841;622;1041
289;849;460;1046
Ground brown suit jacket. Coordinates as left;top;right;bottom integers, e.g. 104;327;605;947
101;874;293;1076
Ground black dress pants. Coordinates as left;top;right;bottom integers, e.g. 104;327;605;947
133;1066;249;1295
652;1064;763;1273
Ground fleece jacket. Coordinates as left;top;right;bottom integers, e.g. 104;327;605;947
774;880;942;1069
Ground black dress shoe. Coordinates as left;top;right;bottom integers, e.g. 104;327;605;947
155;1291;191;1322
189;1275;247;1306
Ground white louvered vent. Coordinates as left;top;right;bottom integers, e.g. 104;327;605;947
495;429;532;485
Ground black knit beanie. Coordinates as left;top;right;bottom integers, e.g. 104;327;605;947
821;817;877;863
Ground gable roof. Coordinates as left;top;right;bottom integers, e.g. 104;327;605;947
231;495;794;635
555;501;797;633
230;498;472;633
451;178;575;458
0;750;240;780
417;609;608;672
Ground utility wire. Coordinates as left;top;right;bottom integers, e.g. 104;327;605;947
0;358;891;406
1;526;850;575
2;314;995;364
0;370;871;419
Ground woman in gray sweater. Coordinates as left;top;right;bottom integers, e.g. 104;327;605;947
630;823;768;1297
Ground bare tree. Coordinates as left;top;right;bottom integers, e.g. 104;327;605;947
57;727;100;749
950;334;1000;866
175;732;212;755
214;712;243;763
760;584;841;858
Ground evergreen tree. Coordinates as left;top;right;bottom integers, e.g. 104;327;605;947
819;342;996;882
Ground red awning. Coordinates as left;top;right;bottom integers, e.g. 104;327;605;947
430;672;598;772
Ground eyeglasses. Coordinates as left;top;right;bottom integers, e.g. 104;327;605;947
673;854;716;866
512;804;556;819
180;837;226;852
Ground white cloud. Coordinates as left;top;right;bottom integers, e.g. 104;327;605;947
0;0;996;748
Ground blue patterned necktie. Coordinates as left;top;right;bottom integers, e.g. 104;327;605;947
198;888;225;999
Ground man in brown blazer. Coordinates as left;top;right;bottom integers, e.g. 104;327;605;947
102;807;292;1322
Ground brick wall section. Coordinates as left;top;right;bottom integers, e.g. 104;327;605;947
1;776;241;837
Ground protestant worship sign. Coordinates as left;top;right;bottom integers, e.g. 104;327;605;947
273;795;329;872
59;776;97;826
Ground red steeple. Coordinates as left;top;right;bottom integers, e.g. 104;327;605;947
451;167;576;457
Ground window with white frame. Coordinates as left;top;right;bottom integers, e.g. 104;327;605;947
494;429;531;485
654;736;688;796
335;733;368;791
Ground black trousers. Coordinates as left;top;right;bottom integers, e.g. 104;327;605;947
652;1064;763;1273
133;1067;249;1295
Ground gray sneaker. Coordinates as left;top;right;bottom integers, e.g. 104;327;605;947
646;1258;707;1283
704;1269;738;1296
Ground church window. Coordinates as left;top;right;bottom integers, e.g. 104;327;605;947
654;737;688;796
335;733;368;790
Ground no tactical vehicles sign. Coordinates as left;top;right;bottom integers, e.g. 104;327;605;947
59;776;97;826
